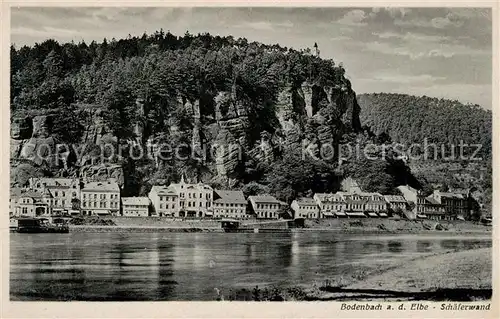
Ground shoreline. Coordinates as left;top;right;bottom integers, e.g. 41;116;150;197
66;224;492;236
303;247;492;301
226;246;492;302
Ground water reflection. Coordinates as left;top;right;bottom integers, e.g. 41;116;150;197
417;241;433;252
10;233;491;301
387;241;403;253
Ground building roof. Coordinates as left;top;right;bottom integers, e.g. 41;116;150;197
19;190;43;199
30;177;78;188
315;193;345;202
170;179;213;193
436;191;465;200
122;197;150;206
293;197;317;206
82;180;120;192
151;185;178;195
384;195;407;203
214;190;246;204
425;197;441;205
249;195;281;204
397;185;419;193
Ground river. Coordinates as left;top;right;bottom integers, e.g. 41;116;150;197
10;232;491;301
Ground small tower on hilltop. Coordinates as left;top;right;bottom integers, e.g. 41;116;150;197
314;42;320;57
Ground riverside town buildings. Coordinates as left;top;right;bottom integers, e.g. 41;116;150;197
213;190;248;219
28;177;81;215
313;193;346;218
121;197;150;217
148;185;178;217
15;191;48;217
148;176;213;218
248;195;282;219
397;185;470;220
10;188;22;216
81;179;121;216
291;198;320;219
384;195;408;212
10;176;476;221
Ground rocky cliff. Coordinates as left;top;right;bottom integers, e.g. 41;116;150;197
10;77;361;195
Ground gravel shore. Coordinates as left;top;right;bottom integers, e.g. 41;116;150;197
305;247;492;301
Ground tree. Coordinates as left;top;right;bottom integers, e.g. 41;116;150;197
43;50;63;78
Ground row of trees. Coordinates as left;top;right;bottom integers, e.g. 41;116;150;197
358;93;492;159
11;32;345;143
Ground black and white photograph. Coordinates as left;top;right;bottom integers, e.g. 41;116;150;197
6;5;494;308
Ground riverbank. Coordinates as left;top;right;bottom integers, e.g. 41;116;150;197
227;246;492;301
305;247;492;301
304;218;492;234
68;217;491;234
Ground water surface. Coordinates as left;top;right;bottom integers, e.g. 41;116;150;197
10;232;491;300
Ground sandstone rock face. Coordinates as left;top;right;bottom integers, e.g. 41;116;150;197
214;129;242;187
11;116;32;140
10;74;363;193
81;164;125;187
214;91;249;145
275;86;296;134
14;114;66;169
248;131;274;166
32;115;52;139
299;83;314;117
341;90;361;131
190;99;203;159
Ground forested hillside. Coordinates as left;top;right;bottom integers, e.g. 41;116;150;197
358;93;491;159
358;93;492;210
10;31;418;201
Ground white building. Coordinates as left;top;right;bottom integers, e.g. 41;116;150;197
81;179;120;216
148;176;213;218
291;198;319;219
313;193;346;218
148;185;178;217
384;195;407;212
365;193;388;212
248;195;282;219
15;190;50;217
429;190;468;218
10;188;23;216
213;190;247;219
28;177;81;215
121;197;150;217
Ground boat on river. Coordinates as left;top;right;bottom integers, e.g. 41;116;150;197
13;217;69;233
220;219;242;232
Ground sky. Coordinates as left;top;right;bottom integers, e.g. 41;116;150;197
11;7;493;109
